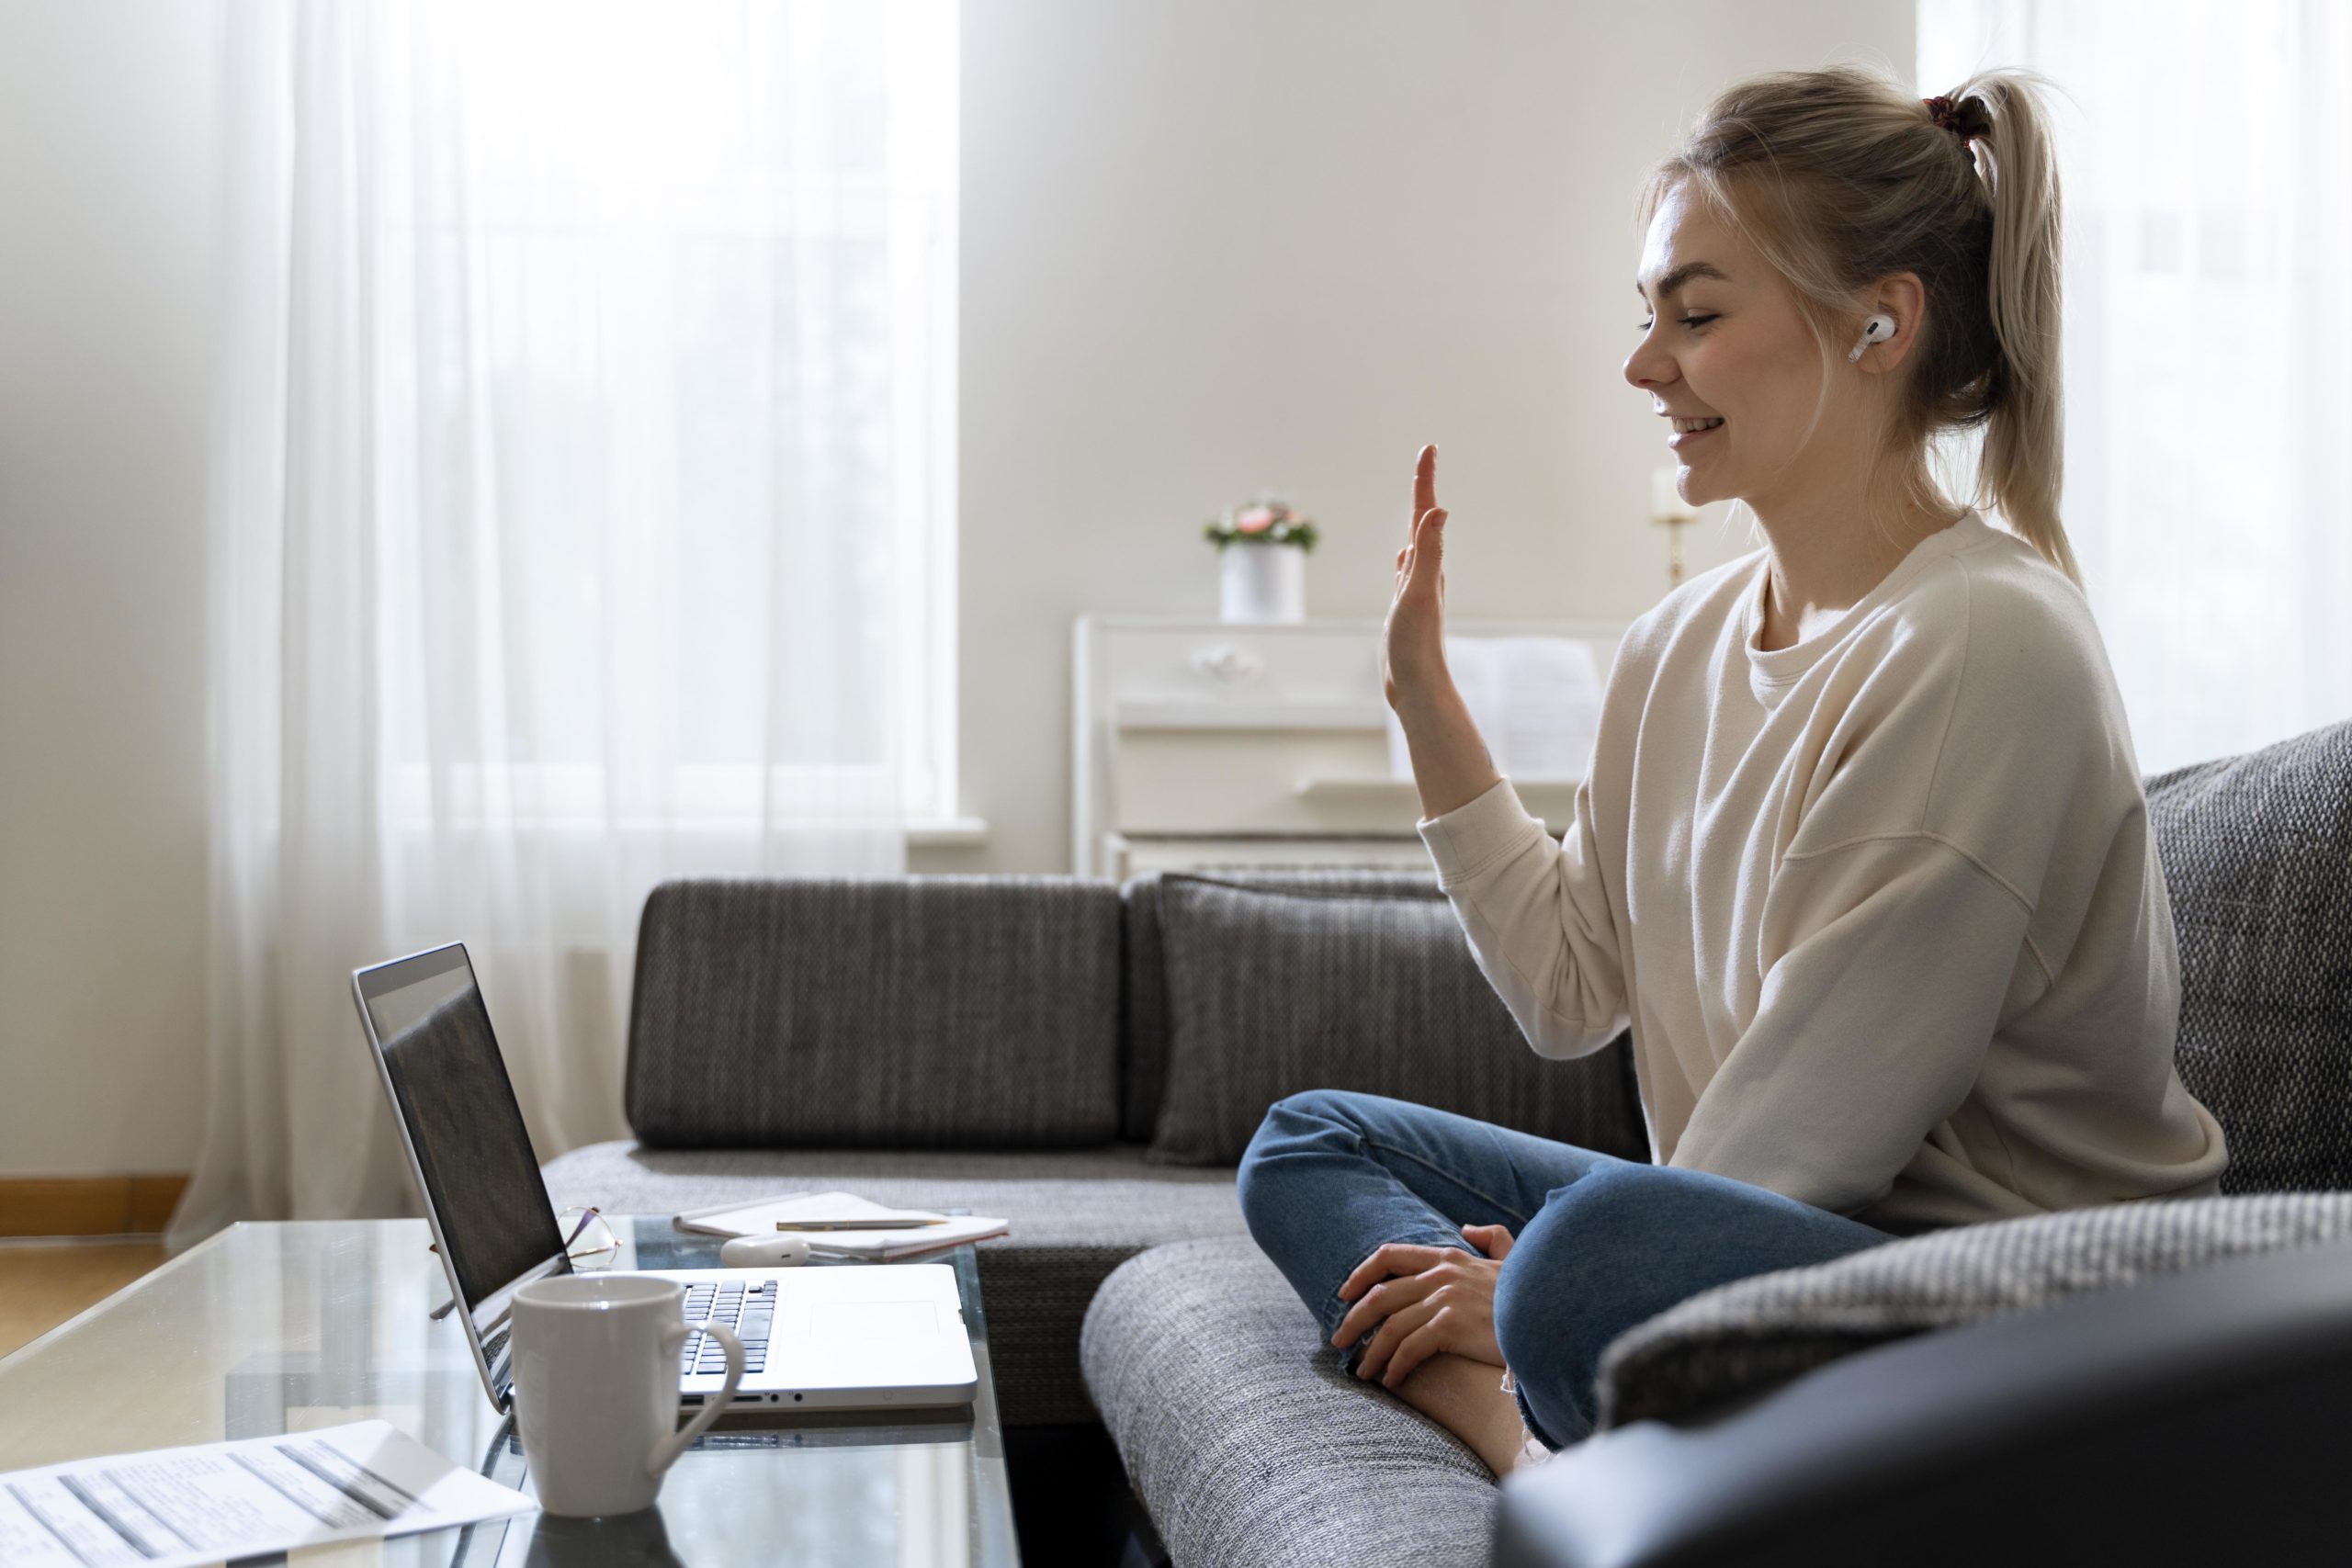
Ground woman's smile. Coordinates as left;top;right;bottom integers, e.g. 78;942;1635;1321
1668;417;1725;451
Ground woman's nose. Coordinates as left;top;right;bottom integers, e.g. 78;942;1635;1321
1623;338;1669;391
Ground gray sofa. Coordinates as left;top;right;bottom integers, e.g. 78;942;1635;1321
540;717;2352;1567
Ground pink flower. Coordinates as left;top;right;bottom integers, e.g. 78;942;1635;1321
1236;505;1276;534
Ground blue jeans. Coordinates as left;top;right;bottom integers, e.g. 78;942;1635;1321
1236;1089;1894;1450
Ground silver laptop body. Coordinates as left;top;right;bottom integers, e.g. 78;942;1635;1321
352;942;978;1415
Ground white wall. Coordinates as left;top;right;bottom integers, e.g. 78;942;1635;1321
941;0;1917;874
0;0;1913;1175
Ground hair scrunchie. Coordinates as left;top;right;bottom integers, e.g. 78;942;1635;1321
1922;93;1991;144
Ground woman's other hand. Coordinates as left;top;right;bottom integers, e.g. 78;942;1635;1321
1382;444;1450;712
1330;1221;1516;1388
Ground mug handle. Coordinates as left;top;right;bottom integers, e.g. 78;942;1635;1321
650;1319;743;1479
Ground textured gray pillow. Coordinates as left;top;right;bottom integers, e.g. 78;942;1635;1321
1592;1190;2352;1430
2146;718;2352;1192
1119;867;1472;1144
1145;873;1648;1167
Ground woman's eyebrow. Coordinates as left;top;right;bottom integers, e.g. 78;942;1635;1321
1635;261;1732;303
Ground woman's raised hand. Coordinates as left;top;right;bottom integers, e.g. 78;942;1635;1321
1381;444;1450;713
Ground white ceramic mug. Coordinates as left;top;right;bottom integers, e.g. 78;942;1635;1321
510;1275;743;1518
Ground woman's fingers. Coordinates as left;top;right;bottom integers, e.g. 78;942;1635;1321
1337;1241;1451;1304
1462;1222;1516;1261
1330;1266;1438;1350
1398;508;1445;602
1378;1314;1460;1388
1354;1293;1442;1384
1413;444;1440;529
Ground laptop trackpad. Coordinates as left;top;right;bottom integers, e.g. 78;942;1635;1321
808;1300;938;1341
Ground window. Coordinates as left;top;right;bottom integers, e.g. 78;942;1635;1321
369;0;958;833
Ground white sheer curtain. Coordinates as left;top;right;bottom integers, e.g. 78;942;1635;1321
173;0;956;1247
1920;1;2352;774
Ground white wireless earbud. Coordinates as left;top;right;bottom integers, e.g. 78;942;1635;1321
1848;313;1897;363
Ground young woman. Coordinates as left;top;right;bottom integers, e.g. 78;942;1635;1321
1236;63;2228;1477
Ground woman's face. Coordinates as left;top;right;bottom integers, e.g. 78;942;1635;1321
1623;182;1856;515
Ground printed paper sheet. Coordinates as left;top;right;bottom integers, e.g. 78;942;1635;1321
0;1419;530;1567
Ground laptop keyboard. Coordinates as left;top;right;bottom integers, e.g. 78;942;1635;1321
681;1279;774;1379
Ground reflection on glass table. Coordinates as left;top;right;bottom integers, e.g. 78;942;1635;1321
0;1215;1017;1567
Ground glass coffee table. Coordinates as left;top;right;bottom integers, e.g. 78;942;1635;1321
0;1216;1019;1566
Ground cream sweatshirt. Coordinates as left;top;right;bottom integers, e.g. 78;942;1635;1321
1415;508;2227;1235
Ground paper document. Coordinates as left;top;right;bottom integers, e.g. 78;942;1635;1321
783;1216;1009;1260
0;1419;530;1568
1388;636;1605;784
674;1190;950;1235
673;1190;1010;1260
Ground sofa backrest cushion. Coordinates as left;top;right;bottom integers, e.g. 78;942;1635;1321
1117;872;1176;1143
2147;718;2352;1194
1141;871;1650;1167
625;877;1122;1149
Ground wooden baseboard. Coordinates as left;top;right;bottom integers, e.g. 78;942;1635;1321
0;1176;189;1237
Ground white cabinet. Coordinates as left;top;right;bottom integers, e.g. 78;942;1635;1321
1072;614;1625;878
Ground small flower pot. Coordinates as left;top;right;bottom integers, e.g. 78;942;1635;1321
1218;542;1306;623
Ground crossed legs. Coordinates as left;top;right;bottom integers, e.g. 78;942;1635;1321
1237;1089;1892;1469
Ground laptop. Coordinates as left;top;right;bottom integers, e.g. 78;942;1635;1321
351;941;979;1416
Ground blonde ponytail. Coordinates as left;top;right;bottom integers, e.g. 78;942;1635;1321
1962;71;2076;584
1639;64;2082;586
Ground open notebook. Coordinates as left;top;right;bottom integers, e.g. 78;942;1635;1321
673;1190;1010;1260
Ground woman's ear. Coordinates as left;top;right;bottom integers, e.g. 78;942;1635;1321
1859;272;1929;373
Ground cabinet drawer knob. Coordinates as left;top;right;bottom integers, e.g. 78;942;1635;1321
1190;645;1263;685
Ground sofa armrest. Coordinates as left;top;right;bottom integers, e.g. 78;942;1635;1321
1492;1235;2352;1568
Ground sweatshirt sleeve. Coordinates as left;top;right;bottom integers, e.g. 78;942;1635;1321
1415;774;1630;1060
1668;831;2040;1215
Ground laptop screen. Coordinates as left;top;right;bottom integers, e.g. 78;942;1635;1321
355;944;568;1367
